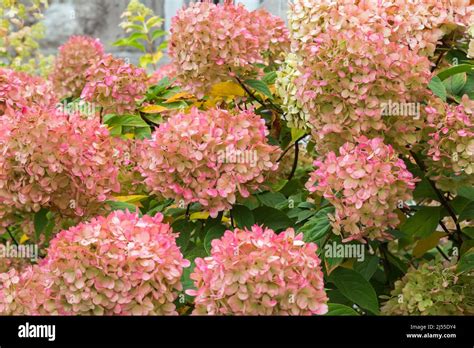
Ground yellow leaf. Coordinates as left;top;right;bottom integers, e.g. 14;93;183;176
413;231;448;258
141;105;169;114
114;195;148;203
152;51;163;64
124;133;135;140
291;128;306;142
19;234;29;244
165;92;194;103
190;212;210;220
210;81;245;97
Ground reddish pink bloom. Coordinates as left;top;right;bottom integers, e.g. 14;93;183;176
50;36;105;99
136;107;281;217
81;54;147;115
306;137;417;242
169;1;289;97
0;68;57;116
188;225;328;315
0;107;121;218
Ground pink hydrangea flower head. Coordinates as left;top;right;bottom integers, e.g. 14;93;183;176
0;68;57;116
0;266;52;315
81;54;147;115
39;210;190;315
305;137;417;242
290;28;431;152
50;36;105;99
425;95;474;192
0;107;121;217
136;107;281;217
169;1;289;97
188;225;328;315
289;0;473;57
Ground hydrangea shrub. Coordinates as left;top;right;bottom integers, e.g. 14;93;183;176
0;0;473;318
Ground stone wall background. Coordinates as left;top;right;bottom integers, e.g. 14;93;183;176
40;0;288;65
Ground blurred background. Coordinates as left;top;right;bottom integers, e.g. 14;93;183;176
41;0;289;64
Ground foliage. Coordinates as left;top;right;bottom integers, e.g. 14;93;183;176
0;0;53;76
114;0;167;70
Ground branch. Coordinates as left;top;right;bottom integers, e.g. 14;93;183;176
233;75;283;114
6;226;18;246
277;134;308;162
379;243;393;285
409;151;463;242
288;140;299;181
436;246;451;262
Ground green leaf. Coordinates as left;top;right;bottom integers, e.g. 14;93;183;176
437;64;474;81
253;206;292;232
244;79;273;98
171;219;194;252
329;268;380;315
34;208;49;240
457;249;474;274
444;72;466;96
180;260;196;301
298;207;332;243
231;205;255;229
459;202;474;222
457;186;474;201
262;71;277;85
257;192;287;208
204;224;227;254
151;29;166;41
106;200;139;213
128;32;148;41
353;255;379;281
460;73;474;99
428;76;447;101
462;226;474;239
400;206;442;238
325;303;359;316
146;16;163;29
134;126;151;140
295;209;315;224
103;114;148;127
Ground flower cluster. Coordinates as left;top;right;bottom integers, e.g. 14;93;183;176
281;29;431;152
288;0;473;57
136;107;281;217
381;262;472;315
0;266;50;315
35;211;189;315
81;54;147;115
306;137;417;242
425;95;474;192
187;225;328;315
169;1;289;98
0;68;57;116
50;36;105;99
0;107;121;217
275;53;309;130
